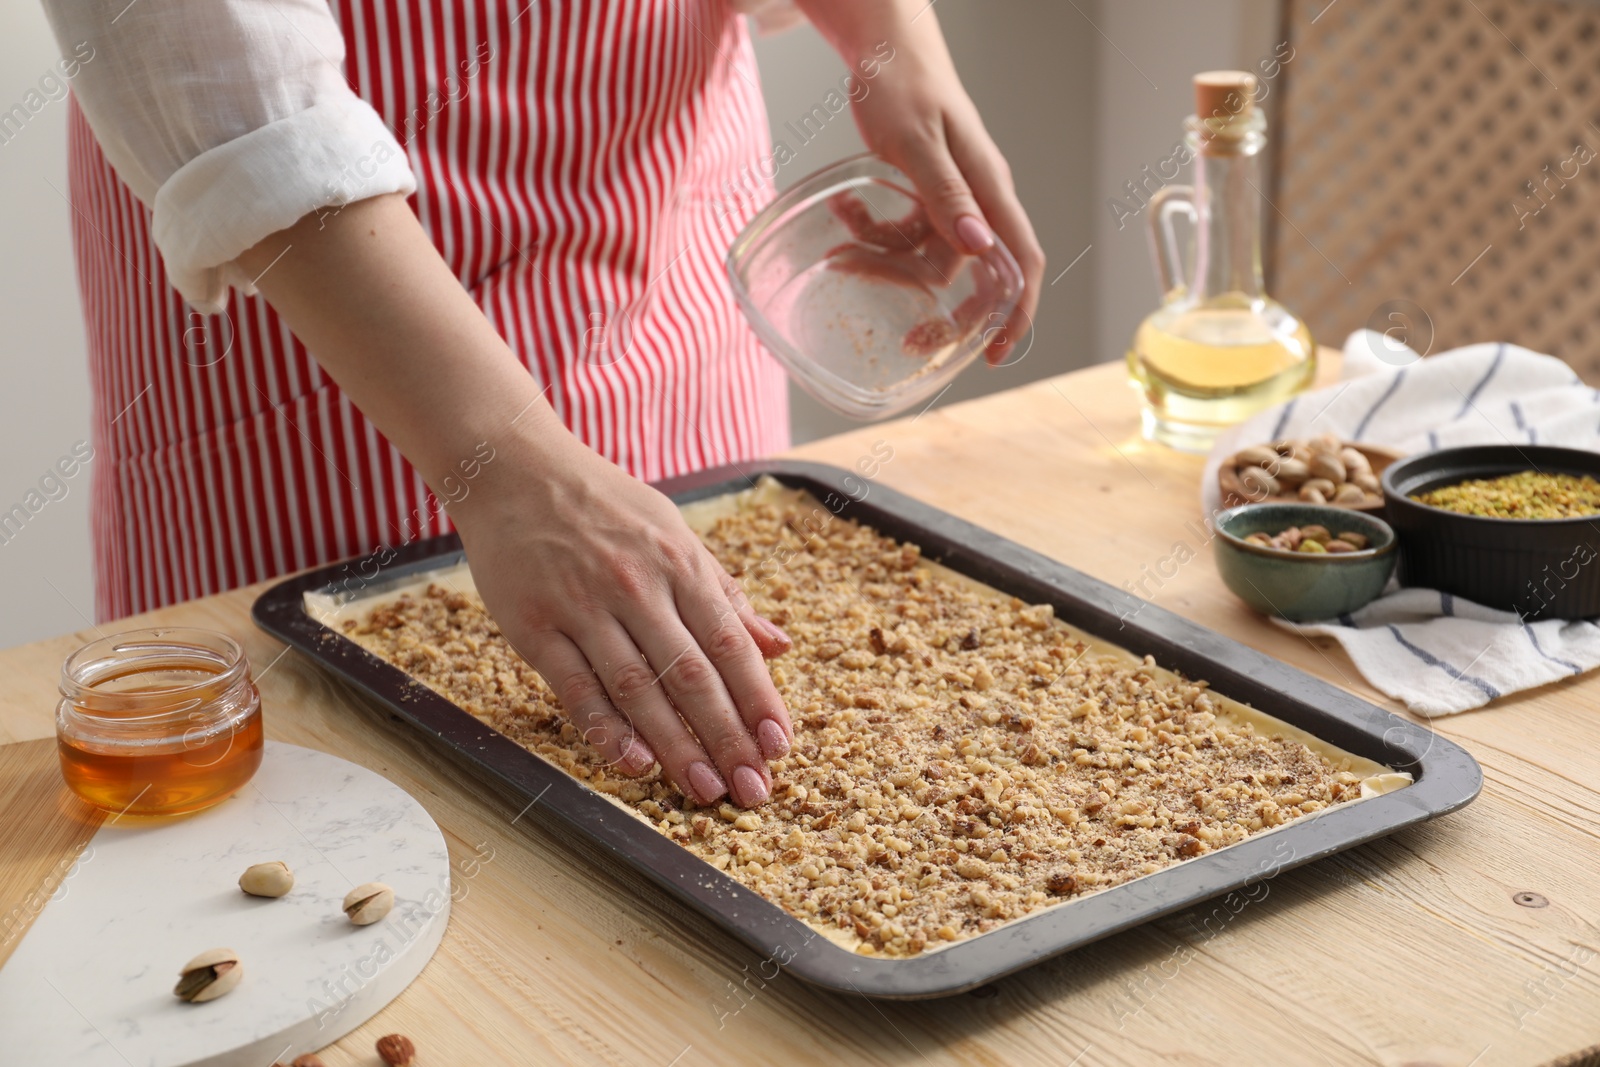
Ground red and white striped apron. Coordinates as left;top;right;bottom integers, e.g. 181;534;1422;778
67;0;789;622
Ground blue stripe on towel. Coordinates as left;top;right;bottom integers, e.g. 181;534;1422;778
1385;625;1502;699
1269;398;1298;443
1440;592;1455;616
1428;430;1440;450
1355;370;1407;439
1522;622;1583;674
1508;401;1541;442
1453;343;1504;419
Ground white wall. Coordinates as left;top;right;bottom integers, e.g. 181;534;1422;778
1092;1;1280;365
0;1;1274;646
752;2;1098;444
0;2;94;647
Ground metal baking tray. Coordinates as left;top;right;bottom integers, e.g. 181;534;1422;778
252;460;1482;999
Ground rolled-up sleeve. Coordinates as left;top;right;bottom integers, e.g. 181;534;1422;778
42;0;416;312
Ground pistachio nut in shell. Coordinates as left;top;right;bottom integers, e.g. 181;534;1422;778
1340;446;1371;473
343;881;396;925
1301;477;1336;498
175;947;243;1003
1238;466;1280;499
1272;457;1310;486
1308;453;1347;484
239;860;294;898
1334;482;1368;504
1234;444;1278;469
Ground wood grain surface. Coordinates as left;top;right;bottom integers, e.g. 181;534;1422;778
1;358;1597;1066
0;738;102;972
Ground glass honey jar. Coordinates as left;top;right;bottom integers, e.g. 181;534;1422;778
56;628;263;816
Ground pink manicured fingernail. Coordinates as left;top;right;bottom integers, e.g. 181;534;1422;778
954;214;994;254
759;617;792;648
757;719;791;759
687;761;726;804
732;765;770;807
617;737;657;775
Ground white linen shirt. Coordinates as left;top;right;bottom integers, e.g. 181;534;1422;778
41;0;418;312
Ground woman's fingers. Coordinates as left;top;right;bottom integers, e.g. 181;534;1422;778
878;105;1043;365
881;111;994;258
945;114;1046;365
691;558;794;758
622;599;775;809
525;631;658;776
576;619;735;807
720;565;792;660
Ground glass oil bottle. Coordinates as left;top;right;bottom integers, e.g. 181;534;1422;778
1127;70;1315;453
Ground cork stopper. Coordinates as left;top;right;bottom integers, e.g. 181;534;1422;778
1193;70;1256;123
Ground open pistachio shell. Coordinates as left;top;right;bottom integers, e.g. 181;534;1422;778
175;947;243;1003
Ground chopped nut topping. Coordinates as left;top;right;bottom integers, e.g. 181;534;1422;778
1045;872;1078;895
345;488;1367;958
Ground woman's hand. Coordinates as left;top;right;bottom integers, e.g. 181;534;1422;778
799;0;1046;365
451;429;794;808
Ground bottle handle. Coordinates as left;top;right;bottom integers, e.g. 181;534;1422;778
1145;185;1196;301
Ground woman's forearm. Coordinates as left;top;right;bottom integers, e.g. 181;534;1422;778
234;192;561;505
233;193;793;809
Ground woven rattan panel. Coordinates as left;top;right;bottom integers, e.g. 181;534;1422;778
1269;0;1600;378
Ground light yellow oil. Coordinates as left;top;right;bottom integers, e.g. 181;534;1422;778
1127;301;1314;453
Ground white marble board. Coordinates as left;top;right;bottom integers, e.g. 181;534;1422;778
0;741;451;1067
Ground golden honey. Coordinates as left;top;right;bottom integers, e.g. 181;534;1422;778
56;629;262;816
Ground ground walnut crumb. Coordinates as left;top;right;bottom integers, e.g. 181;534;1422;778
344;492;1368;958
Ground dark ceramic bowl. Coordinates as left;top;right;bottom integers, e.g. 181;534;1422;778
1381;444;1600;619
1214;503;1398;622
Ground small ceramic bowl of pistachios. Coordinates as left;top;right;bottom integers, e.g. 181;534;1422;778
1213;503;1398;621
1218;433;1405;512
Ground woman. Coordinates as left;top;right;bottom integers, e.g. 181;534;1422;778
42;0;1044;810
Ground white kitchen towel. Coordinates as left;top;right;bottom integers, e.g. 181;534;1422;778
1198;331;1600;716
1282;589;1600;717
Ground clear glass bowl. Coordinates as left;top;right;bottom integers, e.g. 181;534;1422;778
727;154;1024;420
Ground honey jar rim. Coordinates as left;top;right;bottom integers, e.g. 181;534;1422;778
58;627;253;718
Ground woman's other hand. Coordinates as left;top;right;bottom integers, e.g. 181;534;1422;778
800;0;1046;365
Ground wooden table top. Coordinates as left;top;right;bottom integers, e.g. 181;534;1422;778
4;358;1598;1067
